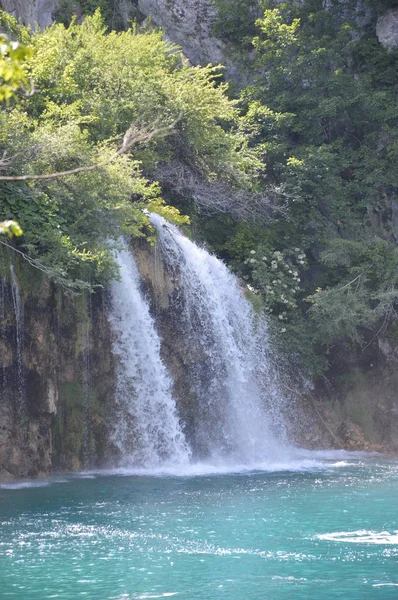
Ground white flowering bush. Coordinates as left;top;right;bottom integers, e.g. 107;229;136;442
242;246;308;323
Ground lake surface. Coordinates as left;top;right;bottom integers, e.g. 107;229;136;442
1;454;397;599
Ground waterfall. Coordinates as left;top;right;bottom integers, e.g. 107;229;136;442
109;240;191;468
151;214;289;466
9;261;25;411
0;274;7;401
82;291;93;468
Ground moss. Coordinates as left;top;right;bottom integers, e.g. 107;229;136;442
0;247;45;299
54;286;90;331
339;370;375;440
0;246;11;280
244;288;264;314
53;379;109;469
53;382;85;468
14;256;44;300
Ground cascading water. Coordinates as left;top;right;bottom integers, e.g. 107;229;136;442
151;214;290;466
9;261;25;411
109;240;191;468
0;274;7;401
82;291;93;468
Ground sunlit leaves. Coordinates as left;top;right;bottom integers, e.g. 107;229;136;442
0;34;33;101
0;10;257;287
0;219;22;237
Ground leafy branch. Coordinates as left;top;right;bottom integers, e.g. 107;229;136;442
0;115;182;181
0;239;93;291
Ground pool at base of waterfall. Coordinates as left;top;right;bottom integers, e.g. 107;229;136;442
1;455;398;600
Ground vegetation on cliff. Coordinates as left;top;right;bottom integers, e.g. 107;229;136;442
1;0;398;381
0;10;260;288
204;0;398;378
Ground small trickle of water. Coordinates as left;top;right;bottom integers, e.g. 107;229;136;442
109;240;191;468
9;261;25;411
82;291;94;468
0;274;8;400
151;214;289;465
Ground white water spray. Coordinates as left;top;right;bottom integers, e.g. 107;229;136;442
109;240;191;468
151;214;290;465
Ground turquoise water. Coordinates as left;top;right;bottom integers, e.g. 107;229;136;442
1;455;398;599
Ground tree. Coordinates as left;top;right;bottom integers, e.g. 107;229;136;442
0;10;261;285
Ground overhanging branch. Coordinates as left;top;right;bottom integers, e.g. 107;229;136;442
0;115;182;182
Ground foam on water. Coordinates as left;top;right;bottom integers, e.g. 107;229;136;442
1;459;398;599
0;480;50;490
80;449;367;478
317;530;398;544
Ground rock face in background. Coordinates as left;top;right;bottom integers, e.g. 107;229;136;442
0;252;115;479
137;0;239;77
0;0;240;78
376;9;398;50
135;240;398;455
2;0;397;71
1;239;398;480
0;0;57;29
292;368;398;452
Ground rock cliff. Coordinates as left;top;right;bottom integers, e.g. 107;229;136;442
0;0;57;29
1;0;398;67
1;238;398;480
135;239;398;455
137;0;240;77
0;249;116;478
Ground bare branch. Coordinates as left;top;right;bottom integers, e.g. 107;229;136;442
0;146;40;171
154;160;286;222
0;115;182;182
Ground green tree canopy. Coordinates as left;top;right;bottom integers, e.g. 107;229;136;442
0;10;260;286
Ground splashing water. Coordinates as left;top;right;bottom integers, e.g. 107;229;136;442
109;240;190;468
150;214;290;466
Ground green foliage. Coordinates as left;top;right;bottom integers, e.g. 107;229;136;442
307;237;398;344
0;10;32;101
209;0;398;375
211;0;262;45
55;0;114;28
0;219;22;237
0;33;32;101
192;0;398;378
0;11;256;288
2;1;397;380
240;246;307;319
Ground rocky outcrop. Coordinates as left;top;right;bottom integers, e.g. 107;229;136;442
138;0;228;67
135;239;398;455
290;367;398;452
376;9;398;50
0;251;115;478
0;0;57;29
0;0;241;78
